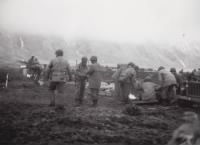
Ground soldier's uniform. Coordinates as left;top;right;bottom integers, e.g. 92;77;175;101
158;67;177;105
48;56;71;93
28;56;35;66
112;67;122;100
87;56;102;106
27;56;41;81
118;63;136;104
75;62;88;105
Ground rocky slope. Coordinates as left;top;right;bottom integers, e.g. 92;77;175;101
0;31;199;69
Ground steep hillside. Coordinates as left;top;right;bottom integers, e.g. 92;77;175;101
0;31;200;69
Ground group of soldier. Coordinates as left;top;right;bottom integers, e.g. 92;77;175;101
26;49;200;145
47;49;102;107
112;64;183;106
27;49;189;107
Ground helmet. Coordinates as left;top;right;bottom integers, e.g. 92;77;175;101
90;56;97;62
55;49;63;56
170;68;176;73
158;66;165;71
128;62;135;68
144;76;152;82
82;56;88;61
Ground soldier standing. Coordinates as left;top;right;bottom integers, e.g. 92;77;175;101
87;56;102;107
118;62;136;104
74;57;88;106
48;49;72;107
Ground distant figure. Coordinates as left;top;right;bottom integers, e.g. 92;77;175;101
112;64;122;100
167;112;200;145
170;68;182;95
138;76;159;101
158;66;177;105
74;57;88;106
48;49;72;107
87;56;102;107
27;56;41;81
27;56;35;67
28;56;40;68
118;62;136;104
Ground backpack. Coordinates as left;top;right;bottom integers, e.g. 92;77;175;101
51;72;67;82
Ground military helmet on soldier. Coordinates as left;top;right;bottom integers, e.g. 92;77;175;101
55;49;64;56
144;76;152;82
128;62;135;68
170;68;176;73
90;56;97;62
158;66;165;71
81;56;88;66
82;56;88;61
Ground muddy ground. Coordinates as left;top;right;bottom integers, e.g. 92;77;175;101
0;79;199;145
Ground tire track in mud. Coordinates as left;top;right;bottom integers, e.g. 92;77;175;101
0;102;188;145
0;80;197;145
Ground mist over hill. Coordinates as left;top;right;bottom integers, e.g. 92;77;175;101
0;31;199;69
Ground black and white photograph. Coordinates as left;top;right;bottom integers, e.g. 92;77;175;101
0;0;200;145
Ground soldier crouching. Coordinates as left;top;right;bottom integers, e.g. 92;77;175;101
157;66;177;105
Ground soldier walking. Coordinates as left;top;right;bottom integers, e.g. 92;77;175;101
47;49;72;107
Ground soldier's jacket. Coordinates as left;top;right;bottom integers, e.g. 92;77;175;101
75;63;88;81
158;69;177;87
28;57;40;68
87;63;102;89
28;58;34;66
119;67;136;84
48;56;71;82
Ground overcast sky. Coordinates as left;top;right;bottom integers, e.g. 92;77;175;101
0;0;200;43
